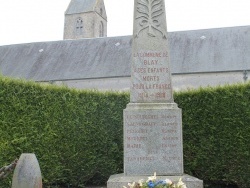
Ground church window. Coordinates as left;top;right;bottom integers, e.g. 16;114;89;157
100;8;103;16
99;21;104;37
76;17;83;35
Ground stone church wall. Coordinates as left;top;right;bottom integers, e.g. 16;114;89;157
93;13;107;38
64;12;96;39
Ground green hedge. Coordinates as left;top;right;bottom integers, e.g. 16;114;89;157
0;75;249;187
0;76;128;187
175;84;250;188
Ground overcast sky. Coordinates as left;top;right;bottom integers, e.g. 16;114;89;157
0;0;249;46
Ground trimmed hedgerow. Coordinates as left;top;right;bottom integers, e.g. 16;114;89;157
0;76;128;187
175;84;250;188
0;75;249;187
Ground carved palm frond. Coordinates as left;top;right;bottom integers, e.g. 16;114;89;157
151;0;163;19
135;0;166;38
136;0;150;19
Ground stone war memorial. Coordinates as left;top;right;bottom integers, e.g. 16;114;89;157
107;0;203;187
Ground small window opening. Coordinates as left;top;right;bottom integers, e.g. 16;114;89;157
99;21;104;37
76;17;83;35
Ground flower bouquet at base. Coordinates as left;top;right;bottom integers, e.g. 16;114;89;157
123;172;187;188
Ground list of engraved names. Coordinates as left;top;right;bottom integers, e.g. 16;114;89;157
124;111;182;164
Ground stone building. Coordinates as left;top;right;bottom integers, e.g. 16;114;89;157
64;0;107;39
0;0;249;91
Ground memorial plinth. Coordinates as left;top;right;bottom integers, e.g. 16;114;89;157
107;0;203;187
124;103;183;175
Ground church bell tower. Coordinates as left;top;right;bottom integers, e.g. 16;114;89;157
64;0;107;39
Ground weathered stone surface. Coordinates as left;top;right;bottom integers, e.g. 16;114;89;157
12;153;42;188
124;103;183;175
107;0;203;187
65;0;100;15
64;12;107;39
122;0;184;176
131;0;173;103
64;0;107;39
107;173;203;188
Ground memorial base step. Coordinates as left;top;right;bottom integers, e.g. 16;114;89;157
107;173;203;188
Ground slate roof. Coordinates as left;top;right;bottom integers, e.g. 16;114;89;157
0;26;249;82
65;0;97;14
0;36;131;81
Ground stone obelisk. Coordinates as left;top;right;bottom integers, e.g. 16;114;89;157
125;0;181;175
107;0;203;187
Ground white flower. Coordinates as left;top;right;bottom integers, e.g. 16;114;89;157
128;182;135;188
165;178;172;185
176;178;187;188
146;172;157;182
138;179;144;186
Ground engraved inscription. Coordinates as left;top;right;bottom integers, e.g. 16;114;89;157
124;110;183;174
132;51;172;101
127;143;142;149
125;112;181;158
127;156;155;162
